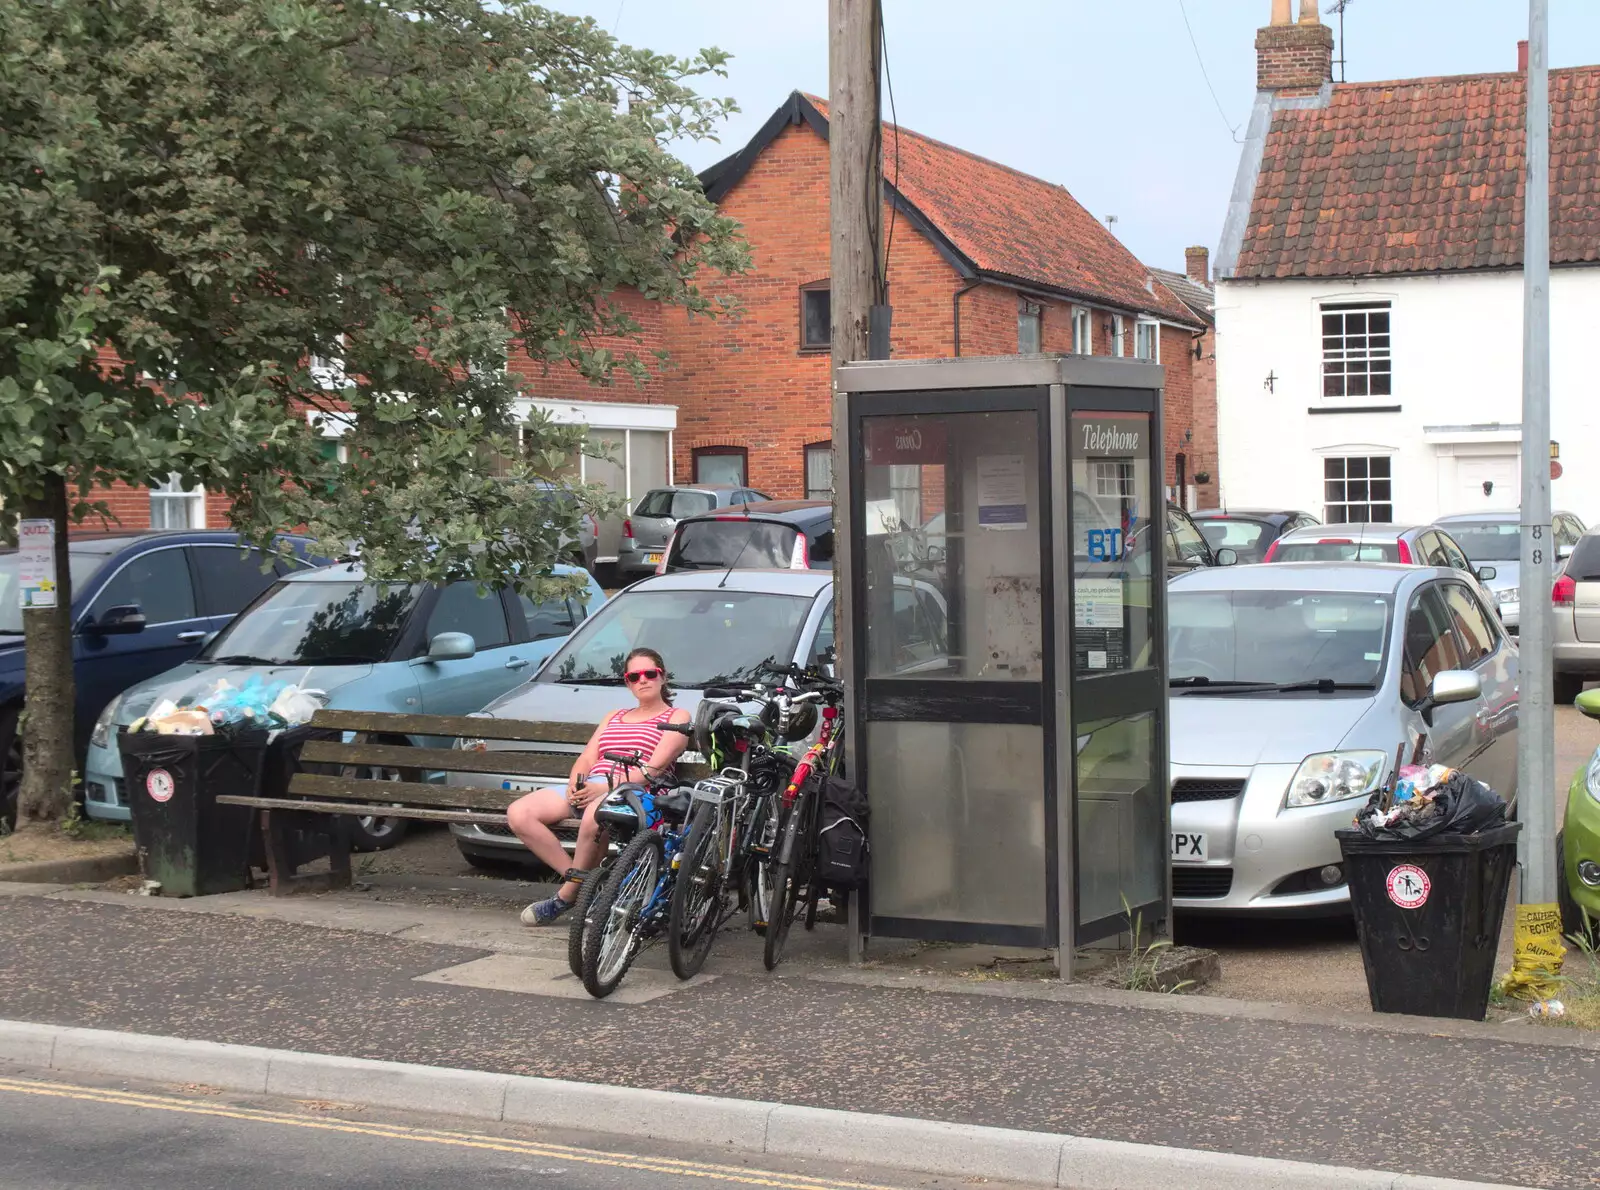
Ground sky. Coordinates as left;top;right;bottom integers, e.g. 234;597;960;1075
543;0;1600;273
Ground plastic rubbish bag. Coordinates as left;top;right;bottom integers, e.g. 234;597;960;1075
1355;770;1507;841
1499;903;1567;1001
268;684;326;728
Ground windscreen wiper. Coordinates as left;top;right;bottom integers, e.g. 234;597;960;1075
561;676;624;686
208;654;280;666
1173;676;1376;696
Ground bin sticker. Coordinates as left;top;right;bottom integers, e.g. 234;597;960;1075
1385;863;1430;909
146;769;175;804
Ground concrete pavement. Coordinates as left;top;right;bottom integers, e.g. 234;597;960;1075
0;894;1593;1187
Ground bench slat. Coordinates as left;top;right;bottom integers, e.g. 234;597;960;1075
286;773;521;811
310;709;594;745
299;739;578;778
220;795;584;832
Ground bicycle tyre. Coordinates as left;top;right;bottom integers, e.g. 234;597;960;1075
746;793;777;935
762;790;813;971
566;855;610;978
667;802;725;980
580;831;662;999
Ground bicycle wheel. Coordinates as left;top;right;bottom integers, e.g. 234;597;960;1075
668;801;727;979
580;831;662;999
762;789;814;972
746;794;777;935
566;855;610;978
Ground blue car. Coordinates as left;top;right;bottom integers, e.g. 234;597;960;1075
82;561;604;848
0;530;321;829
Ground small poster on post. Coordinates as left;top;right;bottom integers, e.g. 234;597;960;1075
976;454;1027;530
17;519;57;609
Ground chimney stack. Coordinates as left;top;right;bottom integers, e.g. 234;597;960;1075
1257;0;1334;95
1519;40;1530;71
1185;246;1210;285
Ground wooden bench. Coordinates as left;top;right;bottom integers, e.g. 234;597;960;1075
218;708;709;895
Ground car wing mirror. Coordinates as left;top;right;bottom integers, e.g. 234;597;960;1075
1476;565;1497;582
1214;547;1239;567
90;605;147;635
1419;669;1482;726
1558;543;1575;561
423;631;476;662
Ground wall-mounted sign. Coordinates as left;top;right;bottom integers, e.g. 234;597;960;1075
864;419;947;466
1076;417;1145;459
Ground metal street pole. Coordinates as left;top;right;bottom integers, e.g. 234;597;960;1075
829;0;882;961
1518;0;1554;904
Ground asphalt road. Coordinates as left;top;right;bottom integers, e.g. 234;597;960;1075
0;1070;1000;1190
2;895;1596;1188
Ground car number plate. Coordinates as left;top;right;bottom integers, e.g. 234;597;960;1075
645;553;662;564
1172;831;1208;862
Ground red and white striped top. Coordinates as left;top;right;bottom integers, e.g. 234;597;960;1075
588;708;677;781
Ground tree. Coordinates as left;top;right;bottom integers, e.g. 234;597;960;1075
0;0;747;829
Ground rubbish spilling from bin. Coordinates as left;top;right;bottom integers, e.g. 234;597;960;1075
129;676;326;737
1353;760;1508;842
1528;998;1566;1018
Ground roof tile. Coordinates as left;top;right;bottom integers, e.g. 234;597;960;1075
1236;66;1600;278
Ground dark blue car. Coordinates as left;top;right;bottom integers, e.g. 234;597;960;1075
0;530;320;827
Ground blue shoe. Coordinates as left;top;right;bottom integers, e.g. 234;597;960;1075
521;895;574;926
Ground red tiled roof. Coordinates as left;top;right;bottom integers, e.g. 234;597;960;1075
746;95;1197;324
1235;66;1600;279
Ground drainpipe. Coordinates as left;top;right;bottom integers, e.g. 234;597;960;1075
951;279;982;357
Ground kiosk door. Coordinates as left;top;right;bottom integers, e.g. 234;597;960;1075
1064;387;1168;943
851;389;1058;948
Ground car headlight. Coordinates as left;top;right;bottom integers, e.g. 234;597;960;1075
1286;751;1387;808
1586;747;1600;804
1496;589;1518;605
90;693;126;750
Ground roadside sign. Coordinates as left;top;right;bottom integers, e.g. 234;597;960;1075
17;519;57;609
1385;864;1431;909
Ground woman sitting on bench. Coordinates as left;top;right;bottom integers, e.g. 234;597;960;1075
506;647;690;925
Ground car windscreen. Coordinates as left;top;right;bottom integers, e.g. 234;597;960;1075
670;520;799;569
1272;541;1399;563
1169;589;1393;688
0;551;110;634
539;589;813;687
635;490;715;519
1441;521;1521;562
1196;518;1270;561
199;580;420;665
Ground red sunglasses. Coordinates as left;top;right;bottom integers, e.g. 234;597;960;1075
624;668;664;684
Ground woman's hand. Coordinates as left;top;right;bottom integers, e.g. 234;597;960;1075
568;781;602;809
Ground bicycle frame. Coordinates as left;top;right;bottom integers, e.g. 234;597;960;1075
780;704;841;809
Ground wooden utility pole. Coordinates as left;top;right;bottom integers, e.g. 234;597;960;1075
829;0;883;964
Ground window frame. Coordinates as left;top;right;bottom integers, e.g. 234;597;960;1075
1400;583;1463;706
1440;580;1500;667
692;445;748;487
150;473;205;530
1134;318;1160;362
1071;307;1092;355
803;441;833;501
1111;314;1127;358
1017;300;1042;354
421;580;512;654
799;280;831;353
190;543;281;619
1322;454;1394;524
1320;300;1393;399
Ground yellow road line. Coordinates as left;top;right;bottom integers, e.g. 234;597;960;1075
0;1076;903;1190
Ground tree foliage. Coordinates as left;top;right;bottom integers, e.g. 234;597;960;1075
0;0;747;823
1;0;745;575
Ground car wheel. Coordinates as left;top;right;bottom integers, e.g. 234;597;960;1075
1554;672;1584;705
342;737;414;852
0;705;20;834
1556;831;1596;945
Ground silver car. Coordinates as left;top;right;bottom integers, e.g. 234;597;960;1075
1554;528;1600;703
1168;563;1519;915
450;569;836;867
1435;509;1587;635
617;485;771;581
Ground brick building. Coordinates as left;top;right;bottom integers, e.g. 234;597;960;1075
1150;247;1218;507
660;92;1209;505
76;92;1215;550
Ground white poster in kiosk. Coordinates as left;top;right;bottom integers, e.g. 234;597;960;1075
976;454;1027;530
